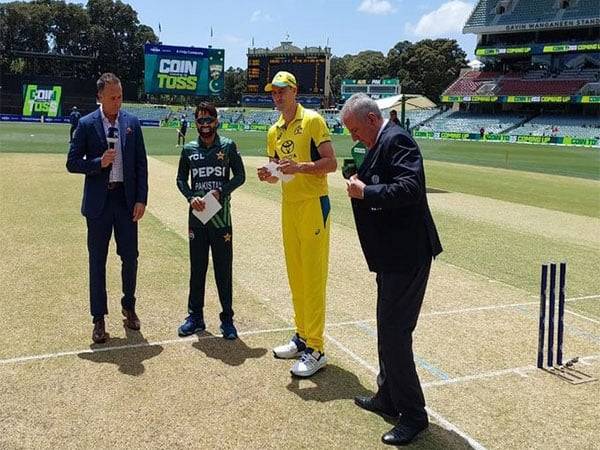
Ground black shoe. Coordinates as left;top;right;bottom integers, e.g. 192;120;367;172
92;319;108;344
381;421;428;446
122;308;141;330
354;396;397;420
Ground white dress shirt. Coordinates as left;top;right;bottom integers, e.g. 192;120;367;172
373;119;389;149
100;105;124;182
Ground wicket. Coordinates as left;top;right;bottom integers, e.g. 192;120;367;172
537;262;566;369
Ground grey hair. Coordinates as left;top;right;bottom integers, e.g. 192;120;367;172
340;93;382;122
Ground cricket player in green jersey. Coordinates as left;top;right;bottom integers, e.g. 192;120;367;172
176;102;246;339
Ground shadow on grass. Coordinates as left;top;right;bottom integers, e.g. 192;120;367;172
192;332;267;366
287;365;478;449
286;363;372;402
77;326;163;376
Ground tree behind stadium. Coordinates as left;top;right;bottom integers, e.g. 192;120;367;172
388;39;467;102
0;0;158;92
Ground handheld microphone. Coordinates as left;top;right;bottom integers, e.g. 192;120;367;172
107;127;118;149
106;127;118;170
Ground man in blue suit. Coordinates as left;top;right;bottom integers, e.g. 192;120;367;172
67;72;149;344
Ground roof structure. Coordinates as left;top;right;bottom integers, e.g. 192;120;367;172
463;0;600;34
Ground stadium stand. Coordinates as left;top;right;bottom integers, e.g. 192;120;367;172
464;0;598;30
517;114;600;139
440;0;599;143
419;110;526;134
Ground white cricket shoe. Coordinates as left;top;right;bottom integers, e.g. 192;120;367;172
290;349;327;377
273;334;306;359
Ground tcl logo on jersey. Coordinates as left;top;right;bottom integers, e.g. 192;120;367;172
192;166;225;177
189;153;205;161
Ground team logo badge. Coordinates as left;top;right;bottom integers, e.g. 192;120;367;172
216;150;225;160
189;229;195;240
294;126;303;135
280;140;295;155
371;175;380;184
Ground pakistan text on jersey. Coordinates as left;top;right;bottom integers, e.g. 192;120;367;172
195;181;223;191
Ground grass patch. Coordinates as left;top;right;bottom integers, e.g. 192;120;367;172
425;161;600;218
2;122;599;179
155;154;600;304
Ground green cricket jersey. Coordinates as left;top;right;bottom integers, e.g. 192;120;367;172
176;134;246;228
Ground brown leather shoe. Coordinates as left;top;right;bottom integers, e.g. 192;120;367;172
92;319;108;344
122;308;141;330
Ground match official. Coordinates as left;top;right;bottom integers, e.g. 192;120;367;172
341;93;442;446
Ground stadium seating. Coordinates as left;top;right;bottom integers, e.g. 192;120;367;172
496;79;587;95
464;0;595;30
444;68;596;97
517;114;600;139
444;71;501;95
123;104;176;122
419;111;525;134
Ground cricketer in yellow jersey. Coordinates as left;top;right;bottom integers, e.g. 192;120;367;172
257;71;337;378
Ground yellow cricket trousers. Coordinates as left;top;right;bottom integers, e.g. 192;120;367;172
281;195;331;353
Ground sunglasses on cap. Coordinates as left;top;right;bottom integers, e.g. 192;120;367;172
196;116;216;125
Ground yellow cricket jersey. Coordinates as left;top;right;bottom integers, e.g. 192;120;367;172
267;104;331;202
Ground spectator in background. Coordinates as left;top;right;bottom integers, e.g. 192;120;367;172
405;117;411;134
480;127;485;138
69;106;81;142
389;109;401;126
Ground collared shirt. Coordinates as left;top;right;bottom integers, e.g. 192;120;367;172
373;119;389;150
267;103;331;202
100;105;123;182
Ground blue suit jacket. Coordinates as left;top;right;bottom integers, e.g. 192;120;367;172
66;108;149;219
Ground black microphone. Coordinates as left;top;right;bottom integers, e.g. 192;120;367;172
106;127;118;170
107;127;118;149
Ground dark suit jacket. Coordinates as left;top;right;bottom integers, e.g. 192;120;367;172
66;108;148;219
351;121;442;272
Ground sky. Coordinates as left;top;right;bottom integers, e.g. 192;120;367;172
4;0;479;69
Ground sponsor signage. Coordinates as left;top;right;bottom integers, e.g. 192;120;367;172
466;18;600;34
144;44;224;96
476;41;598;57
22;84;62;117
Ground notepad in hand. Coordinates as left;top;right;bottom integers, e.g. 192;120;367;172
191;191;222;224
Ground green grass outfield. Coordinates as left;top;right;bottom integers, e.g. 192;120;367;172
1;122;599;448
1;122;599;179
2;122;599;218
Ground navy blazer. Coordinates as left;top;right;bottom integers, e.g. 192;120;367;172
351;122;442;272
66;108;149;219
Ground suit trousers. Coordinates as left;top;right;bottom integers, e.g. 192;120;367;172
374;261;431;425
86;185;138;321
187;225;234;324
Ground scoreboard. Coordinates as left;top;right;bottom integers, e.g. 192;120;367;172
247;55;327;95
341;79;400;100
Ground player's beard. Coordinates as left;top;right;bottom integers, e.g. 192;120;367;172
199;125;216;140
